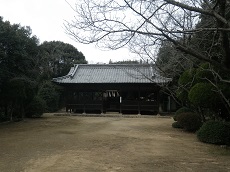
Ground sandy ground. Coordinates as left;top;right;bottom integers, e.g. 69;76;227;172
0;114;230;172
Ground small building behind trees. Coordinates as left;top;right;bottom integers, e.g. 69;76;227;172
53;64;172;115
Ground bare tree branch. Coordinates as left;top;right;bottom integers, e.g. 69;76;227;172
65;0;230;70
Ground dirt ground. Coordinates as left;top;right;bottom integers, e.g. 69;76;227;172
0;114;230;172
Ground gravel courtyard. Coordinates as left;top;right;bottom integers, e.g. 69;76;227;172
0;114;230;172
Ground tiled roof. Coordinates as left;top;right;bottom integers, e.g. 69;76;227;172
52;64;171;84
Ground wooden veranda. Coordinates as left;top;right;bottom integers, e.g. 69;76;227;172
64;83;160;114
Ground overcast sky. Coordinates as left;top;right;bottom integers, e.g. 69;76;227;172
0;0;135;64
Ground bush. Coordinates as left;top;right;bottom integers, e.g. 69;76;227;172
38;81;60;112
197;121;230;145
176;69;196;102
176;89;189;103
177;112;202;132
178;69;197;85
173;107;193;121
0;112;9;122
172;121;183;129
25;96;46;117
188;83;219;108
195;63;214;83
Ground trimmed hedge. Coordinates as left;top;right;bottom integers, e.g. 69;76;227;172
197;121;230;145
172;121;183;129
188;83;219;108
173;107;193;121
195;63;214;83
177;112;202;132
177;69;196;102
178;69;196;85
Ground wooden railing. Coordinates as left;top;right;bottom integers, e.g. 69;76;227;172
66;101;103;113
66;100;158;114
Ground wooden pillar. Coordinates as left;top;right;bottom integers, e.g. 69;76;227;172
83;103;86;114
65;89;71;113
83;92;86;114
138;86;141;115
119;96;122;114
101;91;104;114
156;88;160;114
66;105;69;113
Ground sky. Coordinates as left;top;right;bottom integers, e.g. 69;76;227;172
0;0;135;64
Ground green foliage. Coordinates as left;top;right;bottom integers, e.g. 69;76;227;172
176;112;202;132
0;17;86;119
0;17;41;120
0;17;39;81
177;69;196;102
197;121;230;145
5;77;37;118
176;89;188;103
156;41;197;79
195;63;214;83
38;81;60;112
173;107;193;121
25;96;46;117
191;3;226;65
188;83;219;108
172;121;183;129
7;77;36;101
0;111;9;122
39;41;87;79
178;69;196;86
176;63;230;120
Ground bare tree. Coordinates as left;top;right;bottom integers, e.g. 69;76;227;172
65;0;230;70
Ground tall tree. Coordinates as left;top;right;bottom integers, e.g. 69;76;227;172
39;41;87;79
0;17;39;84
0;17;40;120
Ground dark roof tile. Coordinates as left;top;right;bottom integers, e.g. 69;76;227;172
53;64;171;84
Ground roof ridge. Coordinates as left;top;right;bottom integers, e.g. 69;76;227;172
52;64;79;82
76;64;152;66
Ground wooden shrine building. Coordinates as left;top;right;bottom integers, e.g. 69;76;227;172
53;64;171;115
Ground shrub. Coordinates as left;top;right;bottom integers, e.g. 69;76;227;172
176;69;197;102
197;121;230;145
173;107;193;121
0;112;9;122
176;89;189;103
177;112;202;132
178;69;197;85
172;121;183;129
25;96;46;117
188;83;219;108
195;63;214;83
38;81;60;112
